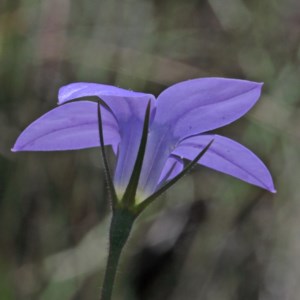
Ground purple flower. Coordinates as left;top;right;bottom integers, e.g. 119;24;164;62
12;78;276;202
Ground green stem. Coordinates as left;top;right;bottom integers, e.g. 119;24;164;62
100;208;135;300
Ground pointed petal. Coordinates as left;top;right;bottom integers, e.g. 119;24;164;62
155;78;263;139
12;101;120;151
158;155;184;185
173;134;276;192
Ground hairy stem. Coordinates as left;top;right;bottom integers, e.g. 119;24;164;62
100;208;135;300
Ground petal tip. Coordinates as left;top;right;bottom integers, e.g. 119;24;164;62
265;181;276;193
11;143;24;152
265;174;276;194
258;82;264;88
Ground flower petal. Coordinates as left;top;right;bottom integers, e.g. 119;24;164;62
173;134;276;192
135;128;175;198
59;82;154;104
58;82;156;197
158;155;184;185
58;82;156;123
155;78;263;139
12;101;120;151
57;82;156;195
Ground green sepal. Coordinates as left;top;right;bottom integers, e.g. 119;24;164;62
97;101;119;210
121;100;151;207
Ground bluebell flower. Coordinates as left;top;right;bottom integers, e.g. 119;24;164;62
12;78;276;204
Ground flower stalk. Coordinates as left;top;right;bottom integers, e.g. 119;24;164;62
100;207;135;300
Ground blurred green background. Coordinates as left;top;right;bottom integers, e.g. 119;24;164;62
1;0;300;299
